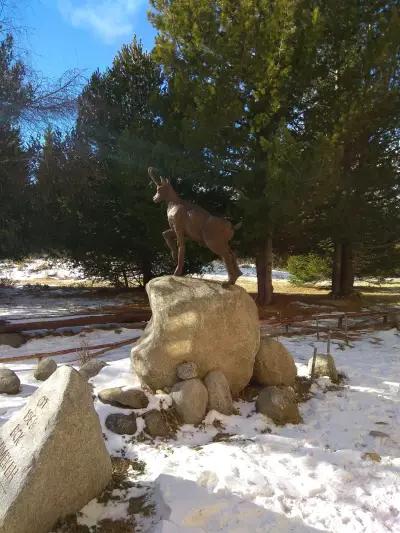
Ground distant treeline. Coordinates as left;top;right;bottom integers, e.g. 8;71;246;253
1;0;399;304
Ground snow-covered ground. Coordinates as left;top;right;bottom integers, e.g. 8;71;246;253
0;257;290;286
0;285;134;320
203;260;289;281
0;258;85;283
0;327;399;532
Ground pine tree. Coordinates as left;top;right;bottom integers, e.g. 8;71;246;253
150;0;322;304
0;34;32;259
300;0;400;296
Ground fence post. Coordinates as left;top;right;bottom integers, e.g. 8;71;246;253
310;346;317;381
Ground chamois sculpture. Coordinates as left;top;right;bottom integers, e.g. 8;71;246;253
149;167;242;285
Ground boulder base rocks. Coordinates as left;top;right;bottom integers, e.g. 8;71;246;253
253;338;297;387
171;379;208;425
0;366;111;533
144;410;170;438
0;369;20;395
98;387;149;409
34;358;57;381
105;413;137;435
256;386;301;425
204;370;233;415
176;361;198;381
308;354;338;382
131;276;260;395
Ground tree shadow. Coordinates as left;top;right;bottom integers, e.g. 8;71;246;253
153;473;326;532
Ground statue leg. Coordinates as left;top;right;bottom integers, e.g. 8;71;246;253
174;233;185;276
222;248;242;285
162;229;178;261
203;233;242;285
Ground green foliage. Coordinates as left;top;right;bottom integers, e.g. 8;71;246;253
32;39;215;286
0;34;33;259
287;254;331;285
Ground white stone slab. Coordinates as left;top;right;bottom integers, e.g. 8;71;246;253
0;366;112;533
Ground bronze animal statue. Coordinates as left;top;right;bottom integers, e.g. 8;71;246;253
149;167;242;285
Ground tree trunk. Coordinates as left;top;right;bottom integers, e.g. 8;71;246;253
122;269;129;288
256;235;274;306
341;243;354;295
331;242;343;298
331;242;354;298
141;263;153;286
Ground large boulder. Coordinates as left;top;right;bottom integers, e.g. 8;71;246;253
0;368;20;395
0;366;111;533
204;370;233;415
131;276;260;395
253;338;297;386
256;386;302;425
170;379;208;425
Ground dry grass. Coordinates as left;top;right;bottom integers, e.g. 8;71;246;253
77;339;93;366
237;278;400;320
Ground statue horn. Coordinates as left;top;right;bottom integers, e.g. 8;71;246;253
148;166;160;185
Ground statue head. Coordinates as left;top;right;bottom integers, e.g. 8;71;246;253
148;167;173;203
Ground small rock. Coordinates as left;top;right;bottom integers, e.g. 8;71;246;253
170;379;208;425
253;338;297;386
79;360;108;380
362;452;381;462
176;361;198;381
0;368;20;394
0;333;25;348
105;413;137;435
98;387;149;409
144;410;170;438
308;354;338;382
239;384;262;402
256;386;302;425
293;376;312;402
369;430;390;438
204;370;233;415
34;358;57;381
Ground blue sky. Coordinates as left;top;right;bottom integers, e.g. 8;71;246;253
17;0;156;81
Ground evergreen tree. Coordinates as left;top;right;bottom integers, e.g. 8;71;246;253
36;39;212;286
300;0;400;296
150;0;322;304
0;34;32;259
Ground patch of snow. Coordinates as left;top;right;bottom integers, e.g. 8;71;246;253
0;258;84;282
200;261;289;281
0;286;129;320
0;327;399;532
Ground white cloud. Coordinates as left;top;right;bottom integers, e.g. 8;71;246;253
58;0;144;43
